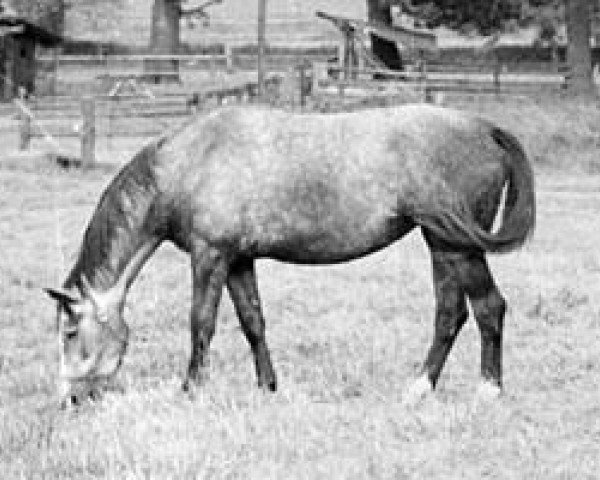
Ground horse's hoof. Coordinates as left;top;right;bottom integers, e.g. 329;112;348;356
258;380;277;393
258;374;277;392
181;379;192;393
473;380;502;406
402;374;433;407
182;370;208;394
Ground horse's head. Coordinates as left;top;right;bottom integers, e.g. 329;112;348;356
45;276;129;407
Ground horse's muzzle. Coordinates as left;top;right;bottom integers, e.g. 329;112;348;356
58;379;101;409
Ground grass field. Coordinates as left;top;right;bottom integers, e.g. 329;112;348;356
1;96;600;479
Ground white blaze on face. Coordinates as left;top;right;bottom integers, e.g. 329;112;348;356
57;307;71;381
55;296;127;404
58;377;72;403
48;275;131;405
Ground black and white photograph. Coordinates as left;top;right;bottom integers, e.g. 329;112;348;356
0;0;597;478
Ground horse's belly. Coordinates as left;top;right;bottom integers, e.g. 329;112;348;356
252;214;415;264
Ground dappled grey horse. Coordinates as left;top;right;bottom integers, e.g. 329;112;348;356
45;105;535;406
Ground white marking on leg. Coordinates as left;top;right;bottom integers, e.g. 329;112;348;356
473;379;502;407
402;373;433;407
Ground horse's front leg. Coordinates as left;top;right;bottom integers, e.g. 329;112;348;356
182;245;228;391
227;257;277;391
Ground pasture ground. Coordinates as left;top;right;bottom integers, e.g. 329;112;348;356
1;96;599;479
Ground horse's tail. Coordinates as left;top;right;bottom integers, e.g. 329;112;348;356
415;127;536;253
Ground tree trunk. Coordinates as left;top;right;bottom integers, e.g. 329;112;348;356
148;0;180;82
150;0;180;53
366;0;403;71
566;0;594;95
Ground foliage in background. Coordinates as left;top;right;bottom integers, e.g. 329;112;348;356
2;0;65;35
405;0;523;35
400;0;583;36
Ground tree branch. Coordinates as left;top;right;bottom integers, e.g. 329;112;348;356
180;0;223;18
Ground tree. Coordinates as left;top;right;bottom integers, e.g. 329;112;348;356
2;0;65;35
150;0;180;54
400;0;522;35
149;0;222;54
565;0;594;95
147;0;222;80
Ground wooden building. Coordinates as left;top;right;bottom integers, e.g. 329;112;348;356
0;12;61;100
316;10;436;74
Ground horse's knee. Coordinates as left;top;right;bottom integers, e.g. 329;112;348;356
434;304;468;342
190;310;217;351
472;290;506;339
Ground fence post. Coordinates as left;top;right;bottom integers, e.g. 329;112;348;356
312;61;327;96
50;47;60;96
225;43;234;72
19;110;31;151
493;62;501;94
343;28;353;80
420;60;431;103
80;97;95;166
298;62;309;108
281;66;297;108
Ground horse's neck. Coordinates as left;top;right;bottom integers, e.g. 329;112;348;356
66;215;162;300
65;151;164;296
110;237;161;296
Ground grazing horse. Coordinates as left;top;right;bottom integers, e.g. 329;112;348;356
45;105;535;406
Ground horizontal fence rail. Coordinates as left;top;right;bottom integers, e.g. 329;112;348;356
35;48;578;101
38;45;340;73
6;75;284;166
9;45;591;167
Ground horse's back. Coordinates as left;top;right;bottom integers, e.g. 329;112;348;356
163;104;503;191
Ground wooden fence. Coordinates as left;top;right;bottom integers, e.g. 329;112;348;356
35;46;579;101
9;75;283;166
9;48;587;168
312;61;573;101
38;44;341;76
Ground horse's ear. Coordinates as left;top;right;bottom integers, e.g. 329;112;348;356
44;288;78;305
44;288;78;316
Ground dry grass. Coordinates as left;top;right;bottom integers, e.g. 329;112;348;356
1;97;600;479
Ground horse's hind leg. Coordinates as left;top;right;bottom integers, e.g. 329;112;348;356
423;250;470;387
227;258;277;391
405;231;506;404
460;252;506;400
183;246;228;391
404;246;469;404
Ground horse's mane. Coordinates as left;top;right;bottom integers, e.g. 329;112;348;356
64;139;165;290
